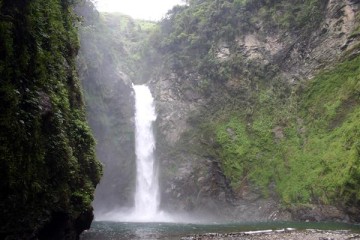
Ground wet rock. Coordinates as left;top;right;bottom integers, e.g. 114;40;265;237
38;209;94;240
291;205;350;222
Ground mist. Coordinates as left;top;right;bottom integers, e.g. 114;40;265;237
77;2;136;215
77;0;360;229
2;0;360;239
76;1;227;223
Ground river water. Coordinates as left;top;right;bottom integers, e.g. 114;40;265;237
81;221;360;240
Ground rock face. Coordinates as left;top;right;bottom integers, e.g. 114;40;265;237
37;209;94;240
84;71;135;214
291;205;350;222
149;0;360;222
0;0;102;239
217;0;360;86
77;6;136;214
151;66;279;221
151;73;205;146
150;72;223;216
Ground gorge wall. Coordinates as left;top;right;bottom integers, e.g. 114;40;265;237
0;0;102;239
77;5;135;214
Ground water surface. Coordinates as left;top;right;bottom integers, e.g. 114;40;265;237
81;221;360;240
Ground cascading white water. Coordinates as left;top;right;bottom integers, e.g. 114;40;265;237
132;84;159;220
95;84;176;222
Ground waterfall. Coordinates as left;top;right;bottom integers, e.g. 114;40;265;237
95;84;175;222
132;84;159;220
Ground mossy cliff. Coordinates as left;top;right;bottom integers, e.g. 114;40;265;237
145;0;360;222
0;0;102;239
76;6;137;213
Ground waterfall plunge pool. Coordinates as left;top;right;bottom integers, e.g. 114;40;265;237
80;221;360;240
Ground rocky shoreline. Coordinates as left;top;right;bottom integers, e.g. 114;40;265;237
181;229;360;240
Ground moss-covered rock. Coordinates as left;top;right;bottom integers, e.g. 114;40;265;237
0;0;102;238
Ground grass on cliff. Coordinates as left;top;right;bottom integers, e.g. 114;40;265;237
209;54;360;206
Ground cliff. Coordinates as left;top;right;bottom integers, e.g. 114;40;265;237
77;9;136;213
76;4;159;214
0;0;102;239
147;0;360;222
69;0;360;225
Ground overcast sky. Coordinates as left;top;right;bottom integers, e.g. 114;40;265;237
94;0;185;21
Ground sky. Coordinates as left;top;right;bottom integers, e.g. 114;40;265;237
93;0;185;21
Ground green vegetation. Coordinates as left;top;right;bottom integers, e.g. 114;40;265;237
78;9;157;82
205;54;360;206
1;0;358;236
0;0;102;238
280;55;360;205
147;0;326;84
